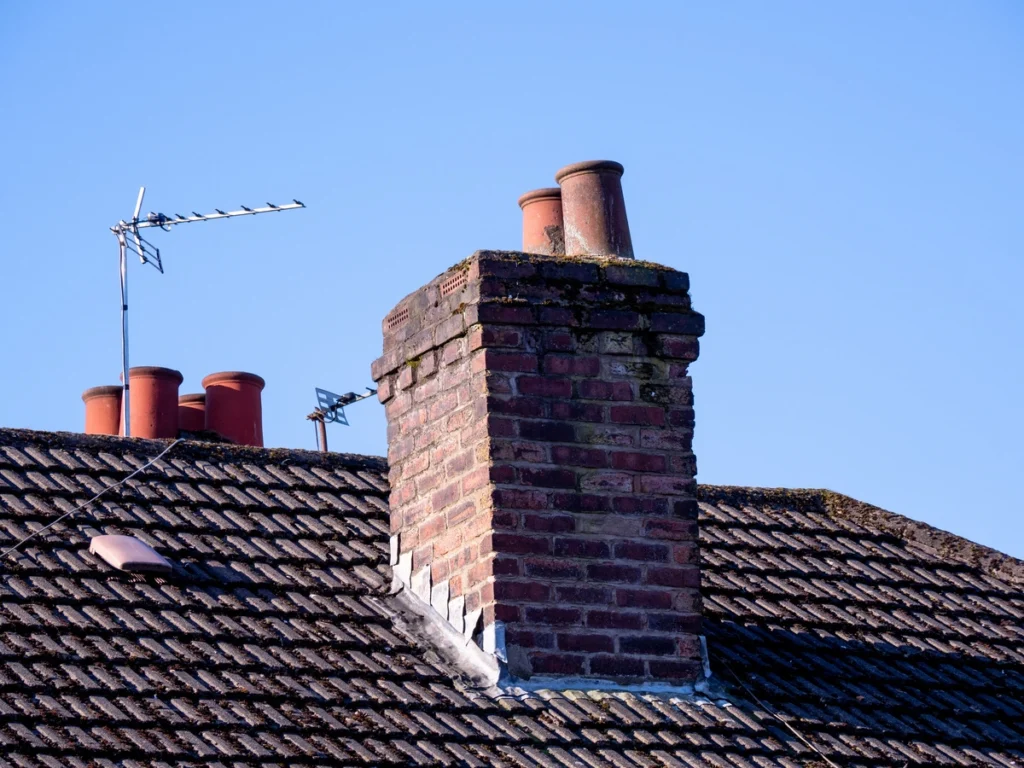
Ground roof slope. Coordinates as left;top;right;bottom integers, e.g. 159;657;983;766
0;427;1021;767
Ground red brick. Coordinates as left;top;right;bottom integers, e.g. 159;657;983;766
557;633;614;653
579;380;633;401
493;554;521;575
461;466;492;493
586;610;643;630
638;475;695;495
589;310;640;330
651;313;704;334
551;446;608;468
491;440;548;463
649;659;702;680
610;451;667;473
551;493;610;513
556;585;613;604
431;482;461;512
614;541;669;562
433;528;463;557
555;538;610;559
579;471;633;493
506;628;555;649
484;415;517;438
494;580;551;601
446;500;477;526
492;488;549;509
524;606;581;625
672;542;699;564
520;468;577;489
473;349;538;373
576;424;635;447
639;428;692;451
486;532;551;555
610;405;665;426
643;518;695;541
647;613;702;633
550;401;605;423
487;396;546;418
543;355;601;376
649;566;701;589
520;420;576;443
469;325;523;350
517;376;573;398
524;558;584;580
529;653;584;675
590;655;645;677
611;496;668;515
587;563;641;583
523;514;575;533
620;635;676;656
477;303;536;325
543;331;575;351
615;588;673;610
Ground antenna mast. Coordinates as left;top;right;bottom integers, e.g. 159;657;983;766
307;388;376;452
110;190;304;436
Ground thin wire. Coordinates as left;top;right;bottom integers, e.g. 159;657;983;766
0;439;183;561
720;662;842;768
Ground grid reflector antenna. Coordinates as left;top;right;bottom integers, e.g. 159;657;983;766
307;387;377;452
109;188;305;435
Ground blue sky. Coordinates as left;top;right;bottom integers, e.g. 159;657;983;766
2;3;1022;556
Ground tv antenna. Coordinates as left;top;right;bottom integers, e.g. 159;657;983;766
307;387;377;452
110;188;304;435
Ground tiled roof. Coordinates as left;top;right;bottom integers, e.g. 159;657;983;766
0;427;1021;767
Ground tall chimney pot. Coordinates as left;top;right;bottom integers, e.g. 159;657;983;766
202;371;265;446
82;385;123;436
555;160;634;259
126;366;183;439
178;393;206;433
517;188;564;256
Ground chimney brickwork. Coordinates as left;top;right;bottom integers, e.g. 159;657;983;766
372;250;705;684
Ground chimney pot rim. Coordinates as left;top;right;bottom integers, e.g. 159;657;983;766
555;160;625;183
82;385;123;402
202;371;266;390
517;188;562;209
128;366;184;384
178;393;206;404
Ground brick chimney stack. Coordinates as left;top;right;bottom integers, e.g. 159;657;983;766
373;163;704;685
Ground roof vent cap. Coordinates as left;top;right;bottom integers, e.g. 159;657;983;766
89;534;172;574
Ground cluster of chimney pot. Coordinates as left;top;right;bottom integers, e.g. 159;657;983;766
81;369;265;447
79;160;634;448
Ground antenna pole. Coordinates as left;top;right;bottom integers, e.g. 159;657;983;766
117;230;132;437
316;417;328;453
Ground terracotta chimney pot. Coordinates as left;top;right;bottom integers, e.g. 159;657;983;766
202;371;265;447
127;366;183;439
178;393;206;433
555;160;634;259
82;385;123;436
517;188;564;256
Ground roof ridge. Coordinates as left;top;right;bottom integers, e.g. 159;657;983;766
0;426;387;473
698;484;1024;587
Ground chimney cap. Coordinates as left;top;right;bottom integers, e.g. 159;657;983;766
82;385;122;402
179;393;206;404
129;366;184;384
89;534;172;574
555;160;625;183
517;188;562;209
202;371;265;390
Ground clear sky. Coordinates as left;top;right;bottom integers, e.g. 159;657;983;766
2;3;1022;556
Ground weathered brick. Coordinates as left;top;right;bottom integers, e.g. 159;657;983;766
555;538;610;559
616;588;673;610
520;420;576;443
647;613;702;633
587;563;641;583
523;514;576;533
651;312;704;335
520;468;577;489
603;265;659;287
614;541;669;562
473;349;538;373
586;610;643;630
494;580;551;601
638;475;695;495
556;585;613;604
551;446;608;468
517;376;573;398
530;653;584;675
579;471;634;493
524;559;584;580
610;451;667;473
485;532;551;556
550;401;605;423
477;303;536;325
543;355;601;376
579;380;633;401
557;633;614;653
524;606;581;625
648;565;700;588
620;636;676;656
610;405;665;426
589;310;641;330
590;655;645;677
